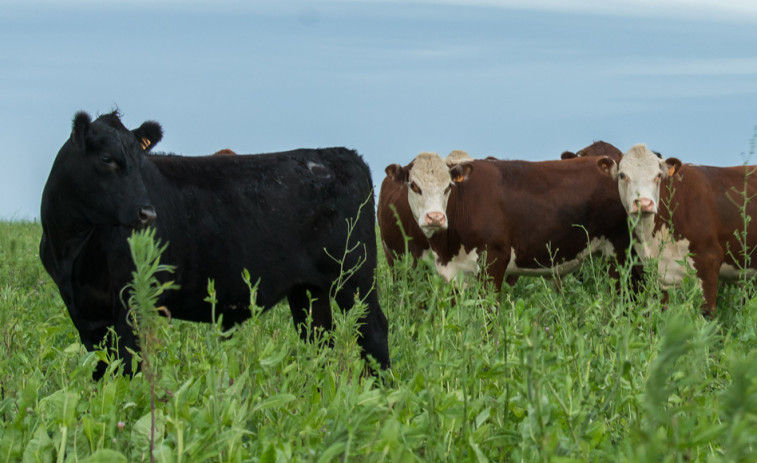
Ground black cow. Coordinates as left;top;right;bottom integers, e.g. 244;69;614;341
40;111;389;378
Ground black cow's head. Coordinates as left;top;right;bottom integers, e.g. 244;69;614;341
42;111;163;229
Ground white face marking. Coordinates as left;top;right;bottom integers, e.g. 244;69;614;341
407;152;454;238
434;246;480;284
505;238;615;277
616;144;670;215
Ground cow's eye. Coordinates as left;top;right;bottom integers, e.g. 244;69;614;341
444;184;452;194
409;182;422;195
656;172;663;180
618;172;626;180
100;155;115;166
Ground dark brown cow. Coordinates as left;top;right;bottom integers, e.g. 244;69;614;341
384;152;632;287
561;140;622;160
597;143;757;317
377;150;472;267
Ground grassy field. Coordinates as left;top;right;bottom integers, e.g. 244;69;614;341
1;220;757;462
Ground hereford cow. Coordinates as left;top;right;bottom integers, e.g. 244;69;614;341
40;111;389;378
377;150;472;267
212;148;236;156
596;144;757;317
383;152;633;287
561;140;622;160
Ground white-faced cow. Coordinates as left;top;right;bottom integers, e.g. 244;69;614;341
383;151;633;287
377;150;472;267
597;143;757;317
40;111;389;378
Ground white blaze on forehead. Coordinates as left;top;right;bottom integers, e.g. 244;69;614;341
407;151;453;236
617;143;667;214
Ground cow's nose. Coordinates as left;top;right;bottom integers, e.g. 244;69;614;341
139;206;157;225
632;198;655;213
424;211;446;227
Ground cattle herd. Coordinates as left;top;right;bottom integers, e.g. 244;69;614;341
40;111;757;378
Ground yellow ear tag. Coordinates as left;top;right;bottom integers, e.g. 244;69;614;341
668;166;675;177
453;174;463;183
141;138;151;150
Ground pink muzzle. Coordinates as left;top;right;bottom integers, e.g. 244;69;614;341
424;211;447;228
631;198;655;214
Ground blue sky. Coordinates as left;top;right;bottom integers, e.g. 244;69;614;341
2;0;756;220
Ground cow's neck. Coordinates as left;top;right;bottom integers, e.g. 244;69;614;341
631;213;662;260
631;211;698;289
44;209;97;267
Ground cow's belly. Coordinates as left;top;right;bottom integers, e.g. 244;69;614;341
719;262;757;281
506;237;615;277
433;245;480;283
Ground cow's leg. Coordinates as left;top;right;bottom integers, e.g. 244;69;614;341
484;247;510;292
287;286;333;342
660;290;670;310
73;317;111;380
695;260;720;318
112;305;140;377
335;285;390;370
333;255;390;370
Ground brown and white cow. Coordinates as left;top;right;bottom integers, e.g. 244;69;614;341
561;140;622;160
597;143;757;317
377;150;473;267
384;151;633;287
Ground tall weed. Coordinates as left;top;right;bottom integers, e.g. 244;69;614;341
1;222;756;461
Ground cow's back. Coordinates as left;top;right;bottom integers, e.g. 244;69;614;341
140;148;377;320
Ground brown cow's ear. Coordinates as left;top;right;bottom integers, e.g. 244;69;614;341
70;111;91;149
385;164;407;183
132;121;163;152
596;157;618;180
561;151;577;160
663;157;682;178
450;163;473;183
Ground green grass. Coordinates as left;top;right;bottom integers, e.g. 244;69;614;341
1;221;757;462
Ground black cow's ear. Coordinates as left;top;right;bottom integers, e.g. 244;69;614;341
450;163;472;183
385;164;407;183
561;151;577;160
596;157;618;180
71;111;91;148
132;121;163;151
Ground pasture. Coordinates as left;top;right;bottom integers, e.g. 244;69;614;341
1;220;757;462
